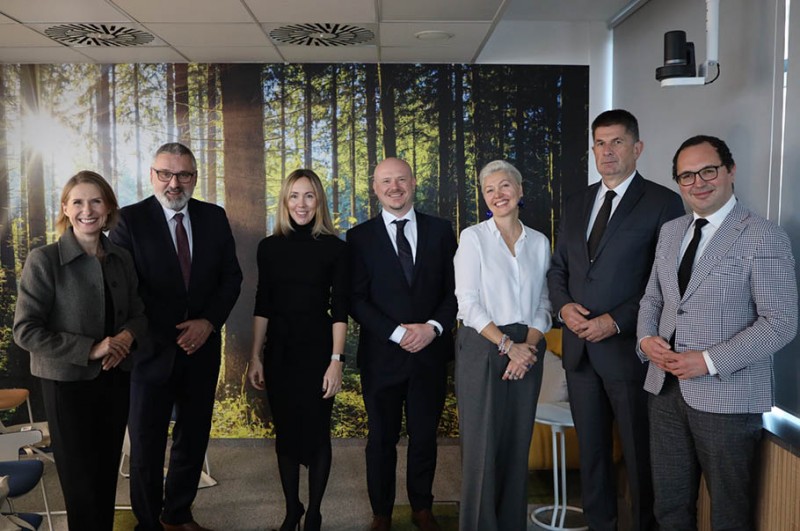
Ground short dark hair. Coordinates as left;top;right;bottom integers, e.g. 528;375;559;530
672;135;735;179
153;142;197;171
591;109;640;141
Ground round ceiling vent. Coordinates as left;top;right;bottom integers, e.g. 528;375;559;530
45;23;155;47
270;23;374;47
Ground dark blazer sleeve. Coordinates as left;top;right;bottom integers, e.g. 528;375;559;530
330;238;350;324
348;222;400;341
427;217;458;329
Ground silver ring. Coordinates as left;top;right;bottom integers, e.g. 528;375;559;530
191;343;196;348
505;370;511;375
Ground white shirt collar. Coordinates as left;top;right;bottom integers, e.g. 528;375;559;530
381;207;416;227
694;194;737;227
159;202;189;223
599;170;636;199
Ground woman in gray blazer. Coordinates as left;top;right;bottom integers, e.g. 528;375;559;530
13;170;146;531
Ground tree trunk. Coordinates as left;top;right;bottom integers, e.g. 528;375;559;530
349;65;357;222
0;66;16;292
437;65;452;219
207;64;218;203
220;64;266;397
330;66;340;225
175;64;190;144
365;64;378;217
97;64;112;181
279;65;286;182
111;66;118;192
304;65;313;169
133;64;143;199
20;65;46;251
166;63;175;139
454;65;466;233
378;64;396;159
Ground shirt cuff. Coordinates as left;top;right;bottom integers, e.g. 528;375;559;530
390;326;406;344
426;320;443;335
702;350;718;375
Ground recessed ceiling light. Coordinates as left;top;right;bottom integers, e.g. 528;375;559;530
414;30;454;41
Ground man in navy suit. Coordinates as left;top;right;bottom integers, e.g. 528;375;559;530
347;157;457;531
638;136;797;529
110;143;242;531
548;110;684;531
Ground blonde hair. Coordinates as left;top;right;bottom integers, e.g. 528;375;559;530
56;170;119;236
274;169;335;237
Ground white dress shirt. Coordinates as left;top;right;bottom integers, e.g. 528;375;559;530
679;194;738;375
454;217;552;335
159;203;193;257
380;208;442;343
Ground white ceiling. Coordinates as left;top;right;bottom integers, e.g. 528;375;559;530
0;0;632;64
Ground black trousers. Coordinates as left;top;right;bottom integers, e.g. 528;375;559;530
361;358;447;517
40;369;130;531
129;352;219;531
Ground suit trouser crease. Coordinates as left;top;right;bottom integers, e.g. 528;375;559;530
649;377;761;531
361;355;446;517
566;354;654;531
456;324;543;531
40;369;130;531
129;351;219;530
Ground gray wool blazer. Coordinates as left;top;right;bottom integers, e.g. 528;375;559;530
13;227;147;381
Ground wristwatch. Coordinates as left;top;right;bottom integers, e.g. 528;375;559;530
331;354;346;363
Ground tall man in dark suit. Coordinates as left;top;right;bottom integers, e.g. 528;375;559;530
547;110;684;531
347;157;457;531
638;136;797;530
110;143;242;531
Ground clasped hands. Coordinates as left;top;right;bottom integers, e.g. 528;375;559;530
640;336;709;379
502;341;538;381
89;329;134;370
561;303;617;343
176;318;214;355
399;323;437;353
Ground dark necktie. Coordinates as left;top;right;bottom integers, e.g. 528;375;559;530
678;218;709;296
393;219;414;285
174;213;191;289
587;189;617;260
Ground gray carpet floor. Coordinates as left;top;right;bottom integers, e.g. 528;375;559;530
10;438;591;530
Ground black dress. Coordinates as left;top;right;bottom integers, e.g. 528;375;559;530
254;221;348;464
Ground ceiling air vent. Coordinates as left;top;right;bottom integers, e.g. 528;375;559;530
45;23;155;47
269;23;374;47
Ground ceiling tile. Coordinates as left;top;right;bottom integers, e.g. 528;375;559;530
145;23;270;47
0;46;94;63
380;45;476;63
26;23;168;47
178;46;284;63
276;44;378;63
503;0;631;22
76;45;188;63
381;0;503;22
0;0;130;23
0;13;17;24
0;25;61;47
111;0;254;23
246;0;376;24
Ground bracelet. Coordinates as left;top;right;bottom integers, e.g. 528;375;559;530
498;334;509;355
502;340;513;356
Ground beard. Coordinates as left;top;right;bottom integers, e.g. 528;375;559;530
155;186;192;211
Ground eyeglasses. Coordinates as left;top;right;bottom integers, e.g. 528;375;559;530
152;168;196;183
675;164;724;186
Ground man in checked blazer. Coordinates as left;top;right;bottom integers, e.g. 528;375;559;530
348;157;457;531
638;135;797;530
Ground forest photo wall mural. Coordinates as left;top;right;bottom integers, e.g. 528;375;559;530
0;62;588;438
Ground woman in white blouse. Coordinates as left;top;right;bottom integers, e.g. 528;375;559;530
454;160;552;531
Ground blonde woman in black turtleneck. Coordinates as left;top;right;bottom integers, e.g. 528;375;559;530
247;169;348;531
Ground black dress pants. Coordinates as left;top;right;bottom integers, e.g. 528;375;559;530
40;368;130;531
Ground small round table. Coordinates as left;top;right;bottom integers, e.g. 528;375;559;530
530;402;588;531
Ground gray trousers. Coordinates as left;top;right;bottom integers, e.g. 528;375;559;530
456;323;544;531
649;376;762;531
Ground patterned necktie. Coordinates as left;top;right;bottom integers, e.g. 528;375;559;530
393;219;414;285
174;213;191;289
678;218;709;296
587;189;617;260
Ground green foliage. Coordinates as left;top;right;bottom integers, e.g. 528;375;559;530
211;393;274;439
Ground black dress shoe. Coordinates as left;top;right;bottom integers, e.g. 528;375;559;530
160;519;213;531
411;509;441;531
370;514;392;531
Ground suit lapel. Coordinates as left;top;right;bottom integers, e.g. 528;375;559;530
682;203;749;300
412;213;427;284
148;196;188;292
581;183;601;263
668;215;694;300
372;216;408;284
589;173;646;263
